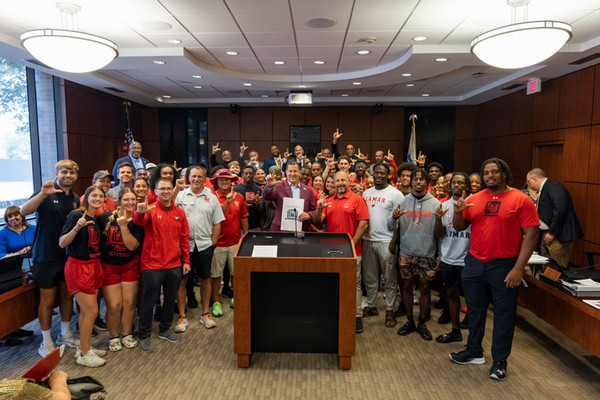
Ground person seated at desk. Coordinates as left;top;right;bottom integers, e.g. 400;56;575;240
0;205;36;346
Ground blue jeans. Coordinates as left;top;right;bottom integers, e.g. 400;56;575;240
462;253;519;362
139;267;182;339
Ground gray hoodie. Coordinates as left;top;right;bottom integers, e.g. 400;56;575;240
397;192;441;259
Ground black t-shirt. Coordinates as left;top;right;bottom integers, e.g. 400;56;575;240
60;211;101;260
97;211;144;265
234;183;262;230
31;185;80;264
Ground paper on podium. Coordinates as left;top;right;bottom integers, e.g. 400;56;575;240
281;197;305;232
528;253;549;265
252;245;278;257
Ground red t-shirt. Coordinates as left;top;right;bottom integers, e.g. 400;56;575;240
463;188;539;262
216;189;249;247
322;190;369;255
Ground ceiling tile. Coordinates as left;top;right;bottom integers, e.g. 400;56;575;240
235;13;293;32
192;32;248;48
179;14;240;33
348;12;411;31
245;32;295;47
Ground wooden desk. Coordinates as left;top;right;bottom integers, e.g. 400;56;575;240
234;232;356;370
518;274;600;358
0;283;39;338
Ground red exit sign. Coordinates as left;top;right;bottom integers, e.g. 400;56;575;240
527;78;541;95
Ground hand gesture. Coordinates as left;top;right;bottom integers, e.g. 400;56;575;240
317;192;328;209
384;149;394;161
316;151;323;160
298;212;311;222
176;178;189;191
226;191;235;202
327;157;336;168
42;177;62;196
435;203;449;218
137;196;156;214
250;152;258;163
417;151;426;167
212;143;221;155
266;174;276;188
75;216;93;232
283;148;291;159
453;191;473;213
393;204;406;219
240;142;248;154
276;155;283;166
333;129;342;143
254;194;262;204
117;214;132;227
173;161;182;172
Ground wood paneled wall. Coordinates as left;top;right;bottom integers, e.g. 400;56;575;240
455;64;600;266
207;106;405;166
61;81;160;194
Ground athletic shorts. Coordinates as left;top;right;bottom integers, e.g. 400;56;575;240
64;257;104;296
439;261;464;288
190;246;214;280
211;245;237;278
102;256;141;286
399;256;436;281
33;260;66;289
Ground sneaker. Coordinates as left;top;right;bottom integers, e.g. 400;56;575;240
417;321;433;341
397;319;416;336
356;317;363;334
436;330;463;343
212;301;223;318
200;313;216;329
122;334;138;349
437;308;450;324
76;350;106;368
74;346;107;359
489;359;507;381
138;337;154;352
158;329;180;343
393;302;406;317
175;317;189;333
38;341;56;358
93;317;107;331
108;338;122;352
230;298;234;309
56;332;80;348
450;348;485;365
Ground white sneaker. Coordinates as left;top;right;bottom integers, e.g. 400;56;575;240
74;346;107;359
38;341;56;358
76;350;106;368
175;316;189;333
108;338;123;352
200;313;216;329
56;332;80;348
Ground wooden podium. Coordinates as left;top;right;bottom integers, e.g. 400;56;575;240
234;231;356;370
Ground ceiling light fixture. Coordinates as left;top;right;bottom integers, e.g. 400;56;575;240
20;3;118;73
192;75;202;79
243;83;252;86
412;36;427;41
163;95;171;98
167;39;181;44
341;94;349;97
274;61;285;65
356;50;370;55
402;73;412;77
153;60;165;65
194;85;202;89
314;60;325;64
298;84;307;88
421;94;430;97
435;58;448;62
406;83;415;87
261;95;269;98
226;51;239;55
471;0;572;69
352;82;361;86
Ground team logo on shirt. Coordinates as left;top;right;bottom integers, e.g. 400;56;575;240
107;227;128;252
344;203;349;208
484;201;501;216
204;197;210;203
175;216;179;220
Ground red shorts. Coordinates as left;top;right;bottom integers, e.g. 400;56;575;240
102;256;141;286
64;257;104;296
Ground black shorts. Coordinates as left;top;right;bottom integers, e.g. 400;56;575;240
440;261;463;288
190;246;214;280
34;260;66;289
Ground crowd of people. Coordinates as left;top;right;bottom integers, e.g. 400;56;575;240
7;131;575;383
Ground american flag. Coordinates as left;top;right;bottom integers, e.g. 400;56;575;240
122;101;135;155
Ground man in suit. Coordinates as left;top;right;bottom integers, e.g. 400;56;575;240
111;141;150;184
263;160;317;231
526;168;584;268
262;144;282;174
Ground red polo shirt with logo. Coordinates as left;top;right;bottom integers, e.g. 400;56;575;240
322;190;369;255
216;189;249;247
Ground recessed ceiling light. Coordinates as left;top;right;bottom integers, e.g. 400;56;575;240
261;95;269;98
341;94;349;97
192;75;202;79
422;93;430;97
356;50;370;55
194;85;202;89
226;51;239;56
436;58;448;62
406;83;415;87
274;61;285;65
352;82;361;86
162;95;171;98
412;36;427;41
314;60;325;64
167;39;181;44
243;83;252;86
153;60;165;65
298;84;307;88
402;73;412;77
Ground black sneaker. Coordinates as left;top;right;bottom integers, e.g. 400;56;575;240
460;315;469;330
436;330;463;343
397;319;416;336
437;308;450;324
489;359;507;381
417;321;432;341
93;317;107;331
356;317;363;334
393;302;406;317
450;348;485;365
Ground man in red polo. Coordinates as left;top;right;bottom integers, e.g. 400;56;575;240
210;169;249;317
314;171;369;333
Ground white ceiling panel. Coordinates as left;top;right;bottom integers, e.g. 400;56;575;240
296;31;346;46
192;32;248;48
226;0;290;14
297;46;342;58
252;46;298;58
245;32;295;47
160;0;230;14
290;0;354;14
353;0;419;13
348;12;411;31
292;13;351;32
178;14;240;33
235;14;293;32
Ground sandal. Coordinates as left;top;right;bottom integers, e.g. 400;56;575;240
122;334;138;349
108;338;123;352
385;311;397;328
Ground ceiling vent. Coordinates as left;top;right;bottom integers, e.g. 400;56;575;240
569;53;600;65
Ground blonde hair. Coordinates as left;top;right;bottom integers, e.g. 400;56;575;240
103;188;136;235
55;159;79;173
